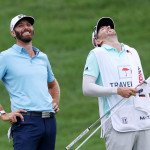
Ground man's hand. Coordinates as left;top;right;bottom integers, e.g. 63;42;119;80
1;109;27;124
117;87;138;98
52;103;60;114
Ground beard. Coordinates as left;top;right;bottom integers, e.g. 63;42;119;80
14;29;34;43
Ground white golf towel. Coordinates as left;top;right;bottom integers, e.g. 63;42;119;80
134;77;150;115
125;44;150;115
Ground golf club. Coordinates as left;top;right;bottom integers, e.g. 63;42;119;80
65;78;148;150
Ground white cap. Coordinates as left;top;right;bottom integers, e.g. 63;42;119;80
92;26;97;47
10;14;35;31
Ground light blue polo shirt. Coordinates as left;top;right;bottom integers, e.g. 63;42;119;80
83;43;126;115
0;44;55;112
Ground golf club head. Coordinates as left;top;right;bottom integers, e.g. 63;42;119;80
143;80;147;84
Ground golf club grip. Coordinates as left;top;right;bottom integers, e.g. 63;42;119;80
65;128;90;150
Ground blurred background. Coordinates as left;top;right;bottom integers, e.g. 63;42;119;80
0;0;150;149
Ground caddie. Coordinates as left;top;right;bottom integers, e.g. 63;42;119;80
82;17;150;150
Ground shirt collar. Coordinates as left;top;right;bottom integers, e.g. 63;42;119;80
101;44;113;51
12;44;40;54
101;43;125;53
32;47;40;55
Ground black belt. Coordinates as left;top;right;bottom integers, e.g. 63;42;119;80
21;111;55;118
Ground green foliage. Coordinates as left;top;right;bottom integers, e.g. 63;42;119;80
0;0;150;149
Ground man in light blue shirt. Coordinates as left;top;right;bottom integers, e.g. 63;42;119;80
0;14;60;150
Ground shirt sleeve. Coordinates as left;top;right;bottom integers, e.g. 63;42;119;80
83;51;100;78
0;53;7;80
45;55;55;83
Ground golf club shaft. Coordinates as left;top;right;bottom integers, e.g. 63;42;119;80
66;81;145;150
65;96;125;150
75;97;130;150
75;81;147;150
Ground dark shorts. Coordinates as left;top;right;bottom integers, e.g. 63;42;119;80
11;114;56;150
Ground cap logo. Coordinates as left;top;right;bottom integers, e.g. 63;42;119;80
18;14;26;19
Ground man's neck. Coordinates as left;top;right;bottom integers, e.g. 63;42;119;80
102;37;122;52
17;40;35;58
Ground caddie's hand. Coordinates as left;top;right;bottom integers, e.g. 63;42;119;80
1;109;27;124
117;87;138;98
52;103;60;114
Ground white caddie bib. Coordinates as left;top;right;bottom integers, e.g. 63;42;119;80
93;45;150;133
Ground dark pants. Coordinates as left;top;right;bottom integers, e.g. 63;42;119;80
11;115;57;150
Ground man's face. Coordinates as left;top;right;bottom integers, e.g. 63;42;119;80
13;19;34;43
97;26;116;40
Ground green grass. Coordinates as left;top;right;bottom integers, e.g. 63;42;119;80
0;0;150;149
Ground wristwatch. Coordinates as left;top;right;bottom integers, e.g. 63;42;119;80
0;110;6;117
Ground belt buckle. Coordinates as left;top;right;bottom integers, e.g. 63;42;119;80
42;112;50;118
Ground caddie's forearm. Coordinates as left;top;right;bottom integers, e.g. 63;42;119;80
82;75;117;97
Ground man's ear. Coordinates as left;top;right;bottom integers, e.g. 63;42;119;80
96;39;103;47
10;30;16;38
